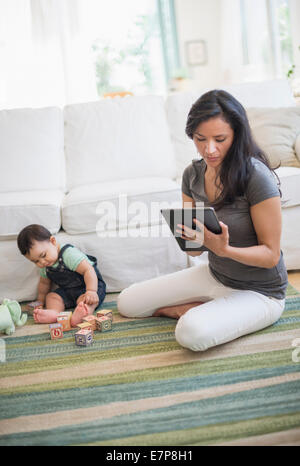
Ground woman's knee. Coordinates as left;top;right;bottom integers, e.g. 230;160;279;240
175;311;213;352
117;286;140;318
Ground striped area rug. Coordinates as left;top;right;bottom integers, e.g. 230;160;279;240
0;285;300;446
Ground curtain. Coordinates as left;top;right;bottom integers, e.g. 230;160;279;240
219;0;244;84
0;0;98;109
157;0;181;83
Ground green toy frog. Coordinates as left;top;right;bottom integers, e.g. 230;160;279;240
0;299;27;335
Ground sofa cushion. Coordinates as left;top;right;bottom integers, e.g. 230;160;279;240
64;96;176;190
165;91;199;178
0;107;64;193
295;133;300;161
0;190;63;239
275;166;300;208
62;177;182;234
222;79;296;108
246;107;300;168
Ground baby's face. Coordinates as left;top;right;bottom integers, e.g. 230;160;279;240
26;237;59;268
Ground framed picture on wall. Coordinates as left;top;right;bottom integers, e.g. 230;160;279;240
185;40;207;66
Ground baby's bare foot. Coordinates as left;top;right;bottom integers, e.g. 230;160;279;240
33;308;59;324
71;301;89;327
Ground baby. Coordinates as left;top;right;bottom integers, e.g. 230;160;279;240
17;224;106;327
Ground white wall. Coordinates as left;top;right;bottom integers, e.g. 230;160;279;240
174;0;222;90
290;0;300;77
174;0;300;90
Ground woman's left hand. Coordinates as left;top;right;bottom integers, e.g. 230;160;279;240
176;219;230;257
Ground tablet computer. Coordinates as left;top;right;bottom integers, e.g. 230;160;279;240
160;207;221;252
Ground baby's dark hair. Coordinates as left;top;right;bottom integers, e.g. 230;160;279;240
17;224;52;256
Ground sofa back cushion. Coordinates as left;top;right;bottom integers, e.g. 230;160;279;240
246;107;300;168
64;96;176;190
165;90;200;178
0;107;64;193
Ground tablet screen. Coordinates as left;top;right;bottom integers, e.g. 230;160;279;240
160;207;221;251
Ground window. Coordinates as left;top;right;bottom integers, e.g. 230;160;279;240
240;0;293;79
0;0;180;109
80;0;179;97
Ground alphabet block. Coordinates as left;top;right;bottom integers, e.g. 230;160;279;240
96;309;113;321
49;323;63;340
96;315;112;332
57;311;72;331
75;329;93;346
82;315;97;331
76;321;94;333
26;301;43;314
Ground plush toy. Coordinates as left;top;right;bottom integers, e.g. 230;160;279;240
0;299;27;335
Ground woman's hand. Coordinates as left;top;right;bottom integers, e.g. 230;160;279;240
185;251;203;257
176;219;230;257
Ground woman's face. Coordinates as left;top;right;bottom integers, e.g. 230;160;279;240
193;116;234;170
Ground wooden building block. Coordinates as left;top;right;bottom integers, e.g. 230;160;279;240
96;309;113;321
49;323;63;340
83;315;97;331
26;301;43;315
96;315;112;332
75;329;93;346
76;321;94;333
57;311;72;331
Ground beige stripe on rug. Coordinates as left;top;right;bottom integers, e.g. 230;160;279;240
1;371;300;436
216;427;300;446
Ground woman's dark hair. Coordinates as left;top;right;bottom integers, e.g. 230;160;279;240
185;89;280;209
17;224;52;255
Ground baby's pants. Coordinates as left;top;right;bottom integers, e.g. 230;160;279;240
117;262;285;352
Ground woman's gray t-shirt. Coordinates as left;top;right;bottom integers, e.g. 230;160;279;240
181;158;288;299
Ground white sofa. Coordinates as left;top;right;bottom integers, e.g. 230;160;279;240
1;79;300;302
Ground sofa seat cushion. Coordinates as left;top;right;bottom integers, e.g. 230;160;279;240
62;177;182;234
275;166;300;208
0;190;64;239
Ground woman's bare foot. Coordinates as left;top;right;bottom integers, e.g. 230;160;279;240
33;308;60;324
71;301;89;327
153;302;203;320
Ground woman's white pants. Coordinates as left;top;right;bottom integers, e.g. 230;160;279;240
117;262;285;352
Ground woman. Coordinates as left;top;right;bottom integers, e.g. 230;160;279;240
117;90;288;352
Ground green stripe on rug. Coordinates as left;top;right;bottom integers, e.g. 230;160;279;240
85;412;300;446
0;380;299;446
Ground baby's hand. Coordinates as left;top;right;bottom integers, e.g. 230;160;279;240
84;291;99;305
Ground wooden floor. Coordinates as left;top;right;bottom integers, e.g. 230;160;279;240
288;270;300;291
